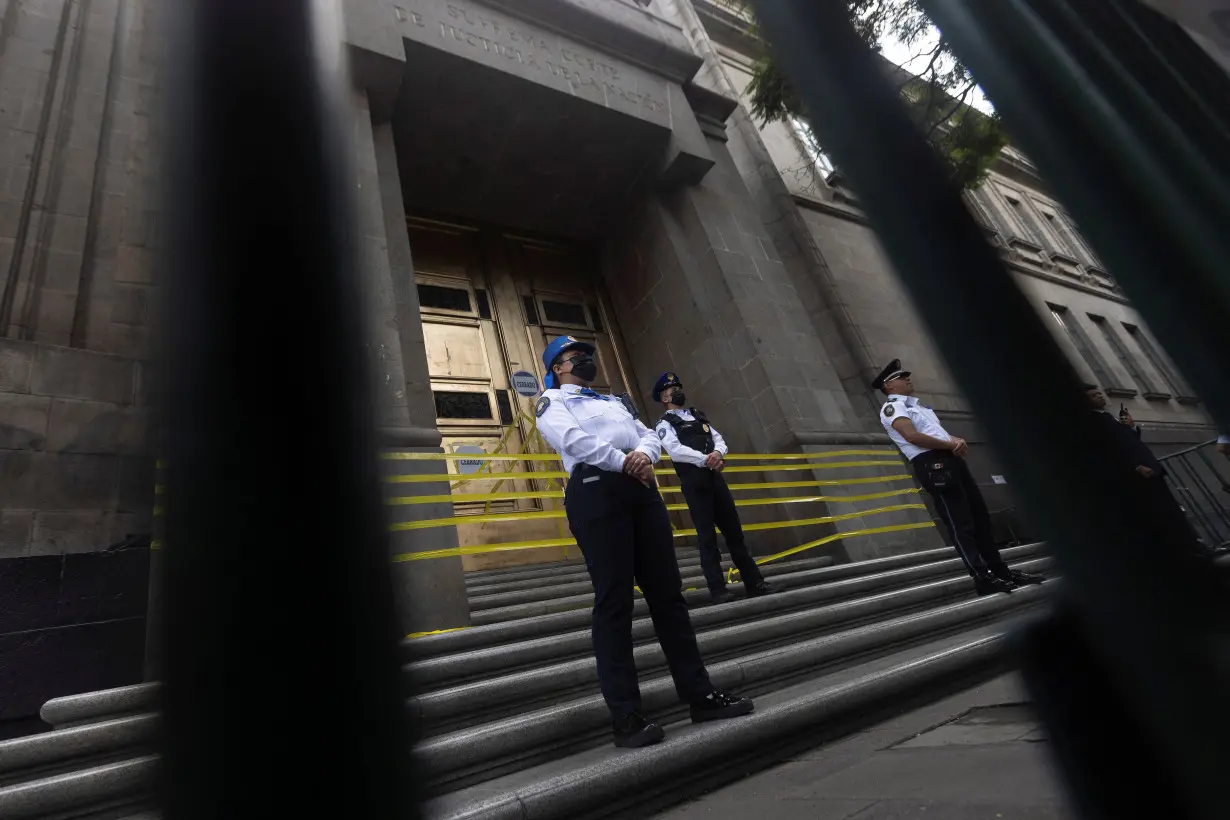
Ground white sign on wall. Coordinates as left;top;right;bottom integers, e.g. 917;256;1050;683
991;475;1008;485
511;371;540;397
454;445;486;475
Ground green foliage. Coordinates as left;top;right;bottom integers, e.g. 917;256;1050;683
739;0;1008;189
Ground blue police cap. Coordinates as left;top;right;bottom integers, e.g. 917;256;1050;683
652;371;683;402
541;336;595;390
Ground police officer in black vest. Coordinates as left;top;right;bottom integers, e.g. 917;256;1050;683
535;337;753;748
653;372;776;604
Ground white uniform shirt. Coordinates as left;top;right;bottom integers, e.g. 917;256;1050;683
535;383;662;475
655;409;729;468
879;393;952;460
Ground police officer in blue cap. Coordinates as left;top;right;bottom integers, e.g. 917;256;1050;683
535;335;753;748
653;372;775;604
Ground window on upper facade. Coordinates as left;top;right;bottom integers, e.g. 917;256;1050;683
1122;323;1198;401
1047;303;1133;396
1088;314;1165;397
789;117;834;178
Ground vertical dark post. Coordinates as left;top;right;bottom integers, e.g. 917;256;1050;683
158;0;415;816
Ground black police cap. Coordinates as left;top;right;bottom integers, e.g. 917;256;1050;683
871;359;911;391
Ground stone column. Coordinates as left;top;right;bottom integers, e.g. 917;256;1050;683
603;95;941;558
350;87;470;634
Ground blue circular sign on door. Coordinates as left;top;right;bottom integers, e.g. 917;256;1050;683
511;371;540;397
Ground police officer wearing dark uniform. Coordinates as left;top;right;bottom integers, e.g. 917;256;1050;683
1086;388;1227;558
874;359;1045;595
652;372;776;604
535;336;753;748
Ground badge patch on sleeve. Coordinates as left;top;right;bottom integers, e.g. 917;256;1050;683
535;396;551;417
883;405;895;418
657;428;666;439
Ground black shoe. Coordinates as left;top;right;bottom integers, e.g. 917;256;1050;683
690;689;754;723
746;581;776;597
975;575;1015;596
1007;569;1045;586
612;712;665;748
709;589;738;604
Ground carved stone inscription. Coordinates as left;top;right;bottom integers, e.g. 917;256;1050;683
393;0;670;125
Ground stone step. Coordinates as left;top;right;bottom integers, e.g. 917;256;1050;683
466;554;710;595
0;754;159;820
465;559;587;585
35;546;1045;734
462;555;703;592
466;555;834;611
408;545;1038;661
411;551;1048;691
0;578;1049;815
0;543;1051;820
467;543;1041;626
410;566;1051;780
421;622;1022;820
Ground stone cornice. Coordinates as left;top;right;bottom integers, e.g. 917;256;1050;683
479;0;704;83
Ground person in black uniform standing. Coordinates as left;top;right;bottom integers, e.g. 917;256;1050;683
874;359;1045;595
1086;388;1226;558
535;336;753;748
652;372;776;604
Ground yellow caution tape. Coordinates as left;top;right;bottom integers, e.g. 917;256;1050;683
151;540;164;550
391;490;925;530
383;460;899;485
383;474;914;503
720;475;911;491
383;452;563;461
731;521;937;578
386;470;573;484
391;510;566;531
717;460;901;474
388;490;566;505
392;537;577;562
666;487;920;511
406;626;470;639
671;504;926;538
722;451;895;460
389;503;924;560
381;449;896;462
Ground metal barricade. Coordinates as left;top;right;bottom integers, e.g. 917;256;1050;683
1160;440;1230;547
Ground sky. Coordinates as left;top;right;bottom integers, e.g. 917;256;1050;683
878;28;994;113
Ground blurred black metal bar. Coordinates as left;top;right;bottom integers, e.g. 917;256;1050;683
160;0;414;817
748;2;1230;819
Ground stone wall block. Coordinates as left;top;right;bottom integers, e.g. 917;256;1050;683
0;339;36;392
45;398;146;455
0;393;52;449
29;510;108;556
0;510;35;558
30;345;136;403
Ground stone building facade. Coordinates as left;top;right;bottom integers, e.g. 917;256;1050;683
0;0;1213;722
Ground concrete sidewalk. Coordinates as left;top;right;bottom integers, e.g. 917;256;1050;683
655;675;1079;820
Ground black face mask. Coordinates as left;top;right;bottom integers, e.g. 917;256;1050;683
669;391;686;407
568;355;598;383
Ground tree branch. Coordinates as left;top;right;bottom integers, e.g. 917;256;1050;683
925;80;976;139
